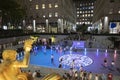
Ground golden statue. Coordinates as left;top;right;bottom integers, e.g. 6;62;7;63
0;36;37;80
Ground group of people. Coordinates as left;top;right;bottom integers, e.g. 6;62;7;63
104;58;115;68
22;70;42;80
63;68;113;80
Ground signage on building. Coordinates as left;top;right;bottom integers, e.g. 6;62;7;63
110;22;116;28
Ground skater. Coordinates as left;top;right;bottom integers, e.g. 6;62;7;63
51;54;54;63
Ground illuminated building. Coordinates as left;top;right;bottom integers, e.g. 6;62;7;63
74;0;95;26
93;0;120;34
19;0;76;33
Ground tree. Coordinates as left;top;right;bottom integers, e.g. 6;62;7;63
107;37;119;49
0;0;26;27
76;23;88;33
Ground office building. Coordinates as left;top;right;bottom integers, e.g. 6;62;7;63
20;0;76;33
93;0;120;34
75;0;95;27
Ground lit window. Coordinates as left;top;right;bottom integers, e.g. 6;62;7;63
49;4;52;8
109;9;113;14
91;6;94;9
77;11;79;14
91;10;93;13
80;11;82;13
55;3;58;8
76;22;79;24
29;0;32;1
88;14;90;16
87;22;89;24
82;15;84;17
36;5;39;10
80;4;82;6
85;14;87;17
43;15;45;18
77;15;79;17
92;3;94;5
77;8;79;10
89;7;91;9
49;13;52;17
91;14;93;16
55;12;58;17
118;10;120;14
42;4;45;9
118;8;120;14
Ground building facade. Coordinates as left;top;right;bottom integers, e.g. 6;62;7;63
20;0;76;33
75;0;94;28
93;0;120;34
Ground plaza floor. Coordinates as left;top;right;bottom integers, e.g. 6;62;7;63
29;46;120;76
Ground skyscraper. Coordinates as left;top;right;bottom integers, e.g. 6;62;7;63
75;0;95;27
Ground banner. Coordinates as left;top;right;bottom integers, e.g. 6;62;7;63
72;41;85;48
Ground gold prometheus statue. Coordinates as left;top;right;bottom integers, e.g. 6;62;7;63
0;36;37;80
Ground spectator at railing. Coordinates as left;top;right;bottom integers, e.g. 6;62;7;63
74;71;78;80
63;73;68;80
101;73;107;80
36;70;41;78
107;73;113;80
27;70;34;80
87;71;93;80
94;74;99;80
32;70;37;79
83;70;87;80
79;70;84;80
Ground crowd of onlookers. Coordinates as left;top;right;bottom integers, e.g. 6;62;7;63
21;67;115;80
21;69;43;80
62;68;114;80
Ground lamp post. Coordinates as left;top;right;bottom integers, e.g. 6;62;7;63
46;19;49;33
33;19;36;32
